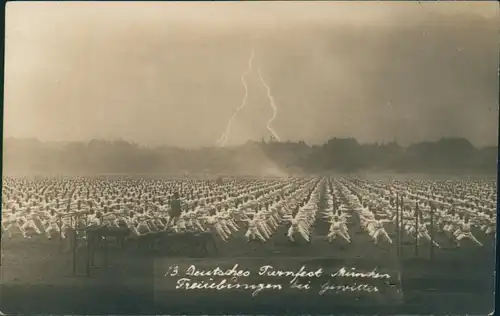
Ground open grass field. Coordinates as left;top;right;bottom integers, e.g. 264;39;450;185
1;212;495;314
0;175;496;314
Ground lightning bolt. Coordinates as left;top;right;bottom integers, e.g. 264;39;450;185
257;67;281;142
216;46;255;147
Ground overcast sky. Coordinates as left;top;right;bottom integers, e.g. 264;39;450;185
4;1;499;148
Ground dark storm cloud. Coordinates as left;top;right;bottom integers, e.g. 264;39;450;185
4;2;498;147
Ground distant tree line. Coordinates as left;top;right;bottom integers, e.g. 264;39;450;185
2;137;497;175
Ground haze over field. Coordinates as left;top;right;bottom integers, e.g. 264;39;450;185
4;1;499;148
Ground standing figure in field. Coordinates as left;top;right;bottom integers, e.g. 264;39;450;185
169;192;182;227
129;213;152;236
253;211;271;240
87;209;102;227
2;208;19;239
300;207;316;236
217;209;235;237
360;214;376;235
326;214;351;243
17;207;43;238
365;217;393;245
40;206;60;240
173;211;188;232
182;210;196;232
478;212;495;236
283;213;310;243
455;216;483;247
222;208;240;233
484;219;496;236
262;206;279;231
191;209;206;232
199;210;230;242
442;217;457;241
414;221;441;248
240;213;265;243
337;210;350;232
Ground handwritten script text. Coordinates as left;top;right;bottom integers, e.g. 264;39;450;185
162;264;393;297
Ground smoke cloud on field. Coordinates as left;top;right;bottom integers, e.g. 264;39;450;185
4;1;499;148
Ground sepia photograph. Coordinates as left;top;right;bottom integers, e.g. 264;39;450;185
1;1;498;314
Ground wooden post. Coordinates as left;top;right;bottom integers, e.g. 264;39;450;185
430;205;435;261
400;195;404;258
396;193;400;260
415;203;419;257
86;231;91;277
72;227;77;275
104;232;108;274
58;215;63;253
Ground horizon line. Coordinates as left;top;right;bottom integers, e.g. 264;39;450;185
3;136;498;149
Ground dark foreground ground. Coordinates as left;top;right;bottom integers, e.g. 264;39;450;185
0;214;495;314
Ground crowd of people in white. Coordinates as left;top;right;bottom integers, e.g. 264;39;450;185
1;176;496;250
